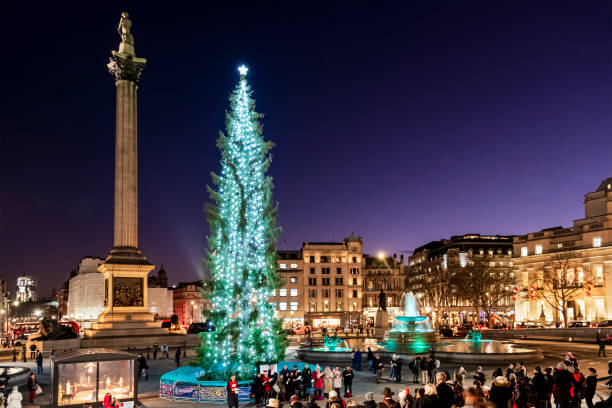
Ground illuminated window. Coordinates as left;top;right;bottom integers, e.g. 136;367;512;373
279;263;287;269
323;302;329;312
442;254;447;269
459;252;468;267
507;249;512;256
279;289;287;297
309;290;316;298
535;245;542;255
566;269;575;284
290;277;297;283
594;264;603;283
290;289;298;297
594;237;602;247
522;271;529;287
270;289;276;296
577;268;584;284
279;302;287;311
309;302;316;312
290;263;298;269
488;250;493;257
336;301;343;311
558;243;563;248
521;247;528;257
290;302;298;311
335;289;343;298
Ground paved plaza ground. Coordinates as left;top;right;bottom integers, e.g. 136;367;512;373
1;340;610;407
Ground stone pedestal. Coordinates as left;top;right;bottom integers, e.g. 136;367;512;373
374;309;389;338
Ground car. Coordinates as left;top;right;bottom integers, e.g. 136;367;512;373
568;321;593;328
186;321;215;334
516;321;544;329
597;320;612;327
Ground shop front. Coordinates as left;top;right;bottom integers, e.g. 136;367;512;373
50;349;137;408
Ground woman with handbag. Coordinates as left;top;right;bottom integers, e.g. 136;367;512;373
27;373;39;403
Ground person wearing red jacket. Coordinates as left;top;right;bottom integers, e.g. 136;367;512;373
227;374;239;408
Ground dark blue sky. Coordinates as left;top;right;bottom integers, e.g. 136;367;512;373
1;1;610;294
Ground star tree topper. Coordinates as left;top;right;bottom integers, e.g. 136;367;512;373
238;65;248;76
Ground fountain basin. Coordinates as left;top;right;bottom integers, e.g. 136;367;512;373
296;338;543;364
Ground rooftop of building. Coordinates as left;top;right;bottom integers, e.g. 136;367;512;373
412;233;514;255
277;250;301;260
596;177;612;192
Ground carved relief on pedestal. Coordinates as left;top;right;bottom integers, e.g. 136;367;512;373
112;277;144;307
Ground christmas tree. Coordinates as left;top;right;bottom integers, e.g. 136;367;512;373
197;65;287;380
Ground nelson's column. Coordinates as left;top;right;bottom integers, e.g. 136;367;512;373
86;13;165;338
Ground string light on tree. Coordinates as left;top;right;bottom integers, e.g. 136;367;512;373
197;65;288;380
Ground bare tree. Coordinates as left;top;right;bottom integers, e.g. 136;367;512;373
532;251;585;327
452;257;516;326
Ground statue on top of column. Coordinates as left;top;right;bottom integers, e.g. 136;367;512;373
118;12;134;45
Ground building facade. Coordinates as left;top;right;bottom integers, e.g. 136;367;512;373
407;234;515;325
513;178;612;324
172;281;208;326
269;234;366;329
67;257;105;326
362;254;405;326
271;251;304;327
148;267;173;319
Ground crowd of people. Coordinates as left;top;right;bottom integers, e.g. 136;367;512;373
237;351;612;408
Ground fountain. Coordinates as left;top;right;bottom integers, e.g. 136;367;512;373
296;290;543;364
382;292;440;353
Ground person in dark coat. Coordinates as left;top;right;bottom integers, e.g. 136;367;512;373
353;349;362;371
505;364;515;380
596;330;607;357
367;348;374;372
489;376;513;408
342;366;353;397
36;351;43;374
553;363;576;408
175;347;181;367
137;353;149;381
564;352;579;370
409;357;420;384
395;356;403;382
434;373;454;408
364;392;376;408
302;364;312;397
531;366;548;407
585;368;597;408
473;366;485;386
251;373;264;405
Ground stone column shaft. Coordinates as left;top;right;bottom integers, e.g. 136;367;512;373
114;79;139;248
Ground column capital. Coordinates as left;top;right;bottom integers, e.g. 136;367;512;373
107;51;147;84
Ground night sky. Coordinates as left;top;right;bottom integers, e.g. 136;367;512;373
1;2;611;295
